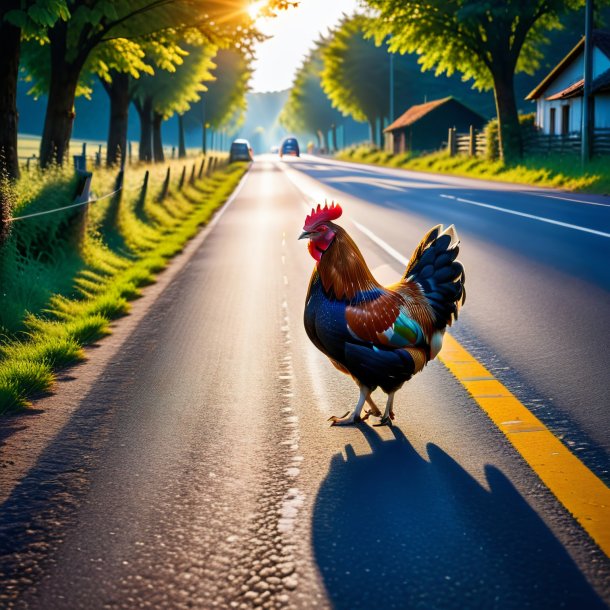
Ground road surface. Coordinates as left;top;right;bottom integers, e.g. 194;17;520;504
1;155;609;609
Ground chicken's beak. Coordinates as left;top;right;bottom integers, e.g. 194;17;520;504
298;231;311;240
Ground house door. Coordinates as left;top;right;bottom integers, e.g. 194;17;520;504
561;105;570;134
549;107;556;135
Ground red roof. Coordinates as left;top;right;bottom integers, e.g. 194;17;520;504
545;79;584;100
384;97;453;132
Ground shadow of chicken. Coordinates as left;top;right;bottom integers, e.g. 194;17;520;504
300;202;465;426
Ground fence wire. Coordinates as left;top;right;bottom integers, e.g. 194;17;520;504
7;178;145;223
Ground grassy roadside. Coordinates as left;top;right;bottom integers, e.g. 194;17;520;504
0;158;248;414
336;146;610;194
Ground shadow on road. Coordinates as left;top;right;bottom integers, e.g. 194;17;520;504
312;424;605;609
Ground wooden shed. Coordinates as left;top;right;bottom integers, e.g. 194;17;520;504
384;97;486;154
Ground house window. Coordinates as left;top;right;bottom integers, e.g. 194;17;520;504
550;107;556;135
561;105;570;134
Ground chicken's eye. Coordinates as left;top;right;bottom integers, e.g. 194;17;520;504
317;225;328;232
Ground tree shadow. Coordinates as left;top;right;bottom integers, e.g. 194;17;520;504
312;424;606;609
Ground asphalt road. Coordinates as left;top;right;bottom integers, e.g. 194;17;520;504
1;155;609;609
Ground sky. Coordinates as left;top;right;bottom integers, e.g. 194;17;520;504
249;0;359;93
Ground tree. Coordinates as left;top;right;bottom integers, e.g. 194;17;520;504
363;0;581;161
280;42;343;151
18;0;279;169
0;1;69;179
184;48;252;151
100;33;186;166
132;40;216;162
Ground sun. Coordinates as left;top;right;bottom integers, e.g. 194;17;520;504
247;0;269;21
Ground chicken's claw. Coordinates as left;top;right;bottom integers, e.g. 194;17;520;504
373;415;393;427
328;411;360;426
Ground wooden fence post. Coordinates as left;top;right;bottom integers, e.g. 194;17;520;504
158;167;170;201
447;128;456;157
178;165;186;191
72;170;93;244
198;158;205;179
136;170;149;214
206;156;214;176
103;169;124;232
469;125;476;157
189;163;196;185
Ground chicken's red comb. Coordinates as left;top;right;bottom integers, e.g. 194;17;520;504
303;201;343;231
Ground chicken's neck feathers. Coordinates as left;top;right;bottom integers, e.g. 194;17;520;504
316;226;381;302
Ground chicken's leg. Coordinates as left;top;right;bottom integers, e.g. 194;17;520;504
374;392;395;427
328;385;370;426
362;394;381;420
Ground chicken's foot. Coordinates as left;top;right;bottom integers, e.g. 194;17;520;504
362;394;381;420
329;386;370;426
373;392;396;427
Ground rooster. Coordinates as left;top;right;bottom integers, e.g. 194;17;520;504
300;202;465;426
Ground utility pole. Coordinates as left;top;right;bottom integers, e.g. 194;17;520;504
389;51;395;123
201;96;207;155
581;0;594;164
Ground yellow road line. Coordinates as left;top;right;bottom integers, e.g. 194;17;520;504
290;183;610;556
439;333;610;556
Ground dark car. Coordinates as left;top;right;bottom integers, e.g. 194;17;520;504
229;139;253;163
279;137;300;157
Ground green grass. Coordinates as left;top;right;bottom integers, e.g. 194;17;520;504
336;146;610;194
0;154;246;414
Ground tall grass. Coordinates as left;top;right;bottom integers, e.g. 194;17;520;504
0;156;247;413
336;146;610;194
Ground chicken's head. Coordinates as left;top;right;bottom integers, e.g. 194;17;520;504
299;201;342;262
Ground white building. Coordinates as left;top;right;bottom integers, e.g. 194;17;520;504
526;30;610;134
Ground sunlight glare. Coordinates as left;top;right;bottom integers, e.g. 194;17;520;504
248;0;269;21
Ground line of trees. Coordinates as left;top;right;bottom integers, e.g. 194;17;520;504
283;2;587;161
0;0;293;181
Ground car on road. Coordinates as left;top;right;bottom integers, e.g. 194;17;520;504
229;139;253;163
279;137;300;158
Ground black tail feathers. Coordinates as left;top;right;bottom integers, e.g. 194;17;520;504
404;224;466;329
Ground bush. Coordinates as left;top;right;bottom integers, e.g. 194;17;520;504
485;113;537;161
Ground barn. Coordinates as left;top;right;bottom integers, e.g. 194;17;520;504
384;97;486;154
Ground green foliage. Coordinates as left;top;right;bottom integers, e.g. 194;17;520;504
321;14;387;126
280;41;342;144
364;0;577;91
0;157;247;413
485;114;537;160
319;13;495;142
4;1;69;35
132;42;217;119
185;48;253;131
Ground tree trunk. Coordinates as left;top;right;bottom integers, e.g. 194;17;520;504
135;97;153;162
368;119;376;146
0;12;20;180
178;114;186;159
331;124;337;152
39;22;84;168
152;111;164;163
316;130;326;153
492;71;523;163
103;72;130;167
